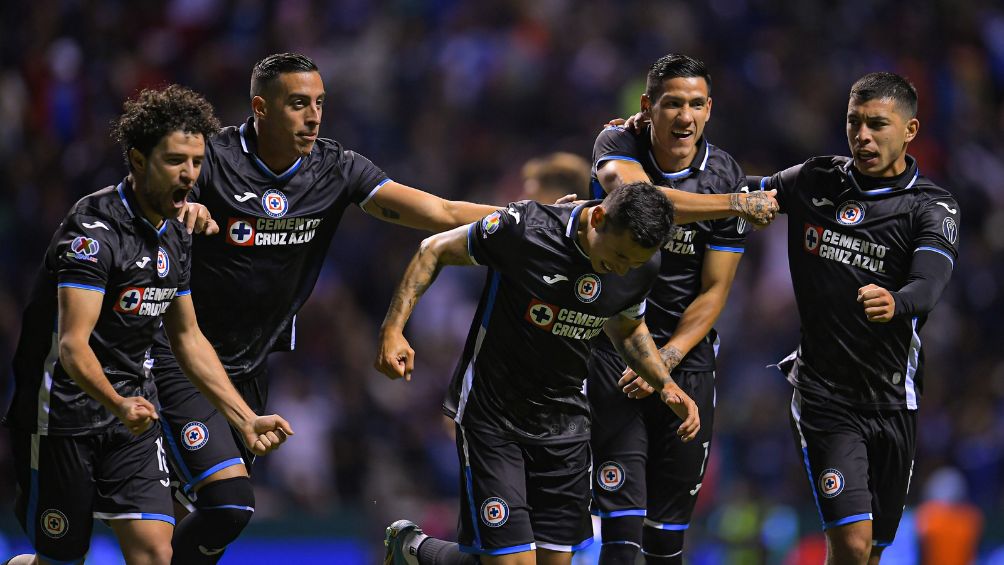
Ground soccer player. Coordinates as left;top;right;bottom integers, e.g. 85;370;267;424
587;54;747;565
378;183;700;565
520;152;591;204
157;52;779;563
750;72;961;564
4;86;291;565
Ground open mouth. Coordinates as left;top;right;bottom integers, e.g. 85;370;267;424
671;130;694;140
172;187;191;206
856;150;880;165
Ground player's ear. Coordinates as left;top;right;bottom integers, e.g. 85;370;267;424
590;205;606;229
904;117;919;144
640;93;652;114
128;148;146;173
251;95;267;119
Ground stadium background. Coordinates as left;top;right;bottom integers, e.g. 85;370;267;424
1;0;1002;563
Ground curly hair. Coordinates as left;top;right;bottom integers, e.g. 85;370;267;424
111;84;220;170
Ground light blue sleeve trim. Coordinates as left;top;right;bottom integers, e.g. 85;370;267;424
176;289;192;296
595;155;641;167
360;178;393;208
759;177;768;190
708;245;744;254
914;246;954;267
57;283;105;294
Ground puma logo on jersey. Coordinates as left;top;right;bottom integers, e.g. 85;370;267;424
233;192;257;202
507;207;522;224
82;221;109;230
542;274;568;284
935;202;957;214
812;198;834;207
135;257;151;268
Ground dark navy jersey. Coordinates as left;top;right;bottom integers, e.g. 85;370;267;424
759;155;960;409
590;125;747;370
8;180;191;435
152;118;388;378
443;200;659;444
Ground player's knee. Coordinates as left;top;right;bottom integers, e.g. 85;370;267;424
599;515;642;564
827;528;872;564
193;476;255;543
122;539;172;565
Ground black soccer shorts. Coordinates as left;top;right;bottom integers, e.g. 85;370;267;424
154;356;268;504
454;423;594;556
11;424;174;562
789;388;917;545
588;345;716;529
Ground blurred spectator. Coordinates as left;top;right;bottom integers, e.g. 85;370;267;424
520;151;591;203
915;467;983;565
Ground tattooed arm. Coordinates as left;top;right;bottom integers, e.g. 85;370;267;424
375;225;475;380
603;315;700;441
362;181;500;232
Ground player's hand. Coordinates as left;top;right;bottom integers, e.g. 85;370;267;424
177;202;219;235
553;194;580;205
114;396;159;435
857;284;896;322
659;384;700;442
375;331;416;381
731;189;779;227
604;113;648;133
618;368;656;399
242;414;295;456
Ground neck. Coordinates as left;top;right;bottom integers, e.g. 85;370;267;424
128;174;164;228
252;120;299;172
575;206;594;256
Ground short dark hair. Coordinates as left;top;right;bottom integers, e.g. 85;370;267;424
522;152;591;200
850;72;918;118
646;53;711;102
250;53;319;99
112;84;220;171
601;182;675;249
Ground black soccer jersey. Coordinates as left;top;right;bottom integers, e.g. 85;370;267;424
8;180;191;435
760;155;960;409
151;118;388;378
590;125;747;370
442;200;659;444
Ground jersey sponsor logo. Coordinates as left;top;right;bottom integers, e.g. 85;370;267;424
135;256;151;268
82;220;110;230
113;286;178;316
542;274;568;285
68;236;100;262
156;247;170;278
261;189;289;218
225;216;321;247
480;497;509;528
663;226;696;255
40;509;68;538
524;298;607;340
804;223;887;273
482;211;502;236
935;201;957;214
181;421;209;450
804;224;822;254
943;217;958;244
819;468;845;498
597;461;625;491
233;191;257;203
836;201;865;225
575;274;601;303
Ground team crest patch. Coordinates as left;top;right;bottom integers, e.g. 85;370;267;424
836;201;864;225
156;247;170;278
481;211;502;236
598;461;625;491
803;224;822;254
181;421;209;451
262;189;288;218
525;299;557;330
943;217;958;244
575;274;601;303
226;218;255;246
68;236;100;262
480;497;509;528
819;468;845;498
40;509;68;538
114;287;143;314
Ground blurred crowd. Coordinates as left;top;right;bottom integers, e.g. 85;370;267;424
2;0;1003;562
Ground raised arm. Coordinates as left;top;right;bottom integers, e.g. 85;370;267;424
362;181;499;232
596;159;778;226
376;224;476;379
163;294;293;455
57;287;158;435
602;314;700;441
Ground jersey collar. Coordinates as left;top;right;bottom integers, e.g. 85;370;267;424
840;154;919;197
239;118;304;183
565;200;602;259
646;133;710;181
117;179;168;237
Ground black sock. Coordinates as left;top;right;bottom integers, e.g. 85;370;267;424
417;538;478;565
599;515;643;565
642;527;684;565
171;477;255;564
